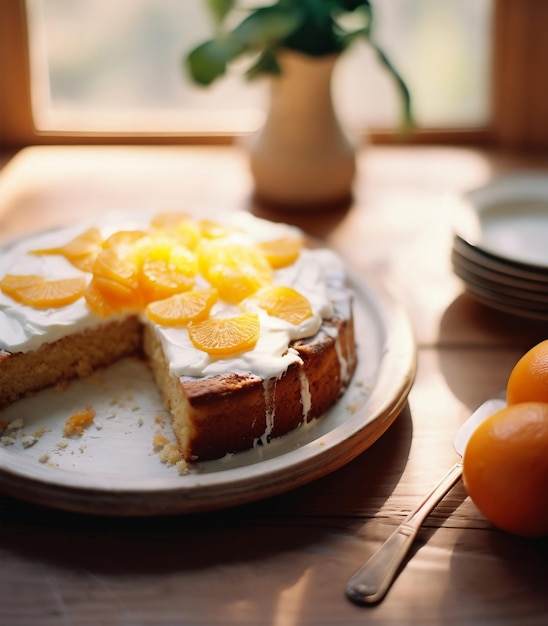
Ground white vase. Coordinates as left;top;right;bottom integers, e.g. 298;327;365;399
247;51;356;210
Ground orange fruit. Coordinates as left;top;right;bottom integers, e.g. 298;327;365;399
0;274;86;308
506;340;548;404
188;313;260;356
146;288;218;326
197;239;272;304
249;285;313;325
462;401;548;537
257;237;303;269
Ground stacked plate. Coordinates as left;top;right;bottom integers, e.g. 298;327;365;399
451;171;548;320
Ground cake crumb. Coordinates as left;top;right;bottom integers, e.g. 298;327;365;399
39;452;50;464
21;435;38;448
6;418;24;432
0;436;15;446
56;440;69;449
158;442;183;466
152;433;169;452
176;460;189;475
63;405;96;437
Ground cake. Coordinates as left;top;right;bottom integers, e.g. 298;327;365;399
0;211;356;462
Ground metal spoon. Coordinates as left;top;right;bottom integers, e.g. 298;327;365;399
346;396;506;605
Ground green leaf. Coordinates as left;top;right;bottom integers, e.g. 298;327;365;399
206;0;236;24
245;50;281;81
369;40;414;131
186;37;245;85
231;6;304;49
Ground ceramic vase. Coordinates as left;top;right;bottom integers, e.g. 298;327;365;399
247;51;356;210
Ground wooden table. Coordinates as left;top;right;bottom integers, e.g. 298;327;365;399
0;145;547;625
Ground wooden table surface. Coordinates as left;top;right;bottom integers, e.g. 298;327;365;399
0;145;547;625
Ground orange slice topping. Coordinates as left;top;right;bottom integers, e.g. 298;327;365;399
84;279;118;318
250;285;313;325
198;239;273;304
139;259;195;303
199;219;233;239
146;288;218;326
188;313;260;356
257;237;303;269
0;274;45;298
133;237;197;303
0;274;86;308
150;212;201;250
90;248;142;310
30;227;103;272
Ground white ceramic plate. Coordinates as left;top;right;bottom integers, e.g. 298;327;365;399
452;249;548;306
0;273;416;516
454;172;548;269
451;246;548;296
452;236;548;284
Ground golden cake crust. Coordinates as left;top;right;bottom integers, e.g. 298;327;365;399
143;313;356;461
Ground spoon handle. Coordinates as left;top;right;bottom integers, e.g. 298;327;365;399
346;462;463;605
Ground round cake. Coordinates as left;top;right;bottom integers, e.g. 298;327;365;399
0;211;357;462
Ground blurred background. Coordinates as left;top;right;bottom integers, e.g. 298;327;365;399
3;0;548;150
22;0;492;136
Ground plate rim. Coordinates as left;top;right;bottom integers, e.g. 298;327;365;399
453;171;548;271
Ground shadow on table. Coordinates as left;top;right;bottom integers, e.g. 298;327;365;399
0;405;412;574
437;292;548;410
250;197;353;241
442;526;548;620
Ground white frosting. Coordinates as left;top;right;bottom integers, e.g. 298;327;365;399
0;213;352;385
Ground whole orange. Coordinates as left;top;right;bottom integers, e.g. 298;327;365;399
506;339;548;405
462;402;548;537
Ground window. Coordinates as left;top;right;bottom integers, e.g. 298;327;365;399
4;0;548;149
20;0;492;139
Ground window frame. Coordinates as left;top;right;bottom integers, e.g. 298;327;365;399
1;0;546;150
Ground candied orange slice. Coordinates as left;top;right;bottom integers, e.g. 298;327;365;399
102;229;147;249
30;227;103;272
0;274;44;299
188;313;260;356
93;248;139;289
84;279;118;317
139;258;195;303
150;212;201;250
250;286;313;325
91;248;142;310
199;219;232;239
198;239;273;304
1;275;86;308
257;237;303;269
146;288;218;326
